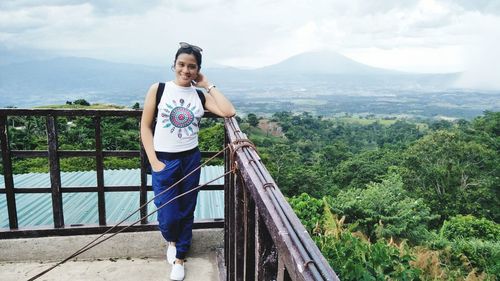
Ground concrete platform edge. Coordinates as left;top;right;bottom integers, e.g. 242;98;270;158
0;228;223;262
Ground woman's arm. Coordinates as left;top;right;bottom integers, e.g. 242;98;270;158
140;83;165;172
194;73;236;117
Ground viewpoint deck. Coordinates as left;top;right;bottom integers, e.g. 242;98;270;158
0;229;223;281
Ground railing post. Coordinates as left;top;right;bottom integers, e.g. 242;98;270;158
46;115;64;228
245;188;256;281
255;210;278;280
139;145;148;224
0;116;18;229
94;116;106;226
224;129;235;280
234;173;245;280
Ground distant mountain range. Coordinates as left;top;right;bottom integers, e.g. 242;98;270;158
0;50;460;107
257;51;400;75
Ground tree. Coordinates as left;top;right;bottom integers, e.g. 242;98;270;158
402;130;499;224
329;172;435;244
247;113;258;127
73;99;90;106
332;148;402;189
288;193;324;233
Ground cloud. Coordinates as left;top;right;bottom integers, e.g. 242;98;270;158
0;3;95;34
0;0;163;15
0;0;499;76
454;14;500;90
446;0;500;15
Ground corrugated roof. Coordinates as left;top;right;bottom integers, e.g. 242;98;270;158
0;166;225;229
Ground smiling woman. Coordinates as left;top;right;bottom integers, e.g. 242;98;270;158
139;42;235;281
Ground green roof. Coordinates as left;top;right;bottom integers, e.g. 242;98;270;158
0;166;224;229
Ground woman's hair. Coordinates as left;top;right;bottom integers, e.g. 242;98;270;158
174;46;202;69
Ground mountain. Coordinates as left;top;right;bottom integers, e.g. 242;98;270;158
254;50;400;75
0;57;169;106
0;51;461;108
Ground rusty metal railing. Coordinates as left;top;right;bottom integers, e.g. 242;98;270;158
0;108;223;238
224;117;339;281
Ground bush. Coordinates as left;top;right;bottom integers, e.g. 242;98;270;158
316;207;420;280
451;239;500;277
73;99;90;106
440;215;500;242
328;172;435;244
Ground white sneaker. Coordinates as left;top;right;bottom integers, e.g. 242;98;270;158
166;244;176;265
170;262;185;280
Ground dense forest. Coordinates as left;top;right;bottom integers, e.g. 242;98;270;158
245;111;499;280
1;102;498;280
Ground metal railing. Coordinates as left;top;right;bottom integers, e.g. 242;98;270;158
0;108;339;280
0;108;224;238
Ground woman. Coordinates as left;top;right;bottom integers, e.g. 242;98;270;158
140;42;235;280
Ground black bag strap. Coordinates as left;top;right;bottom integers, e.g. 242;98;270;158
152;82;165;134
196;89;206;109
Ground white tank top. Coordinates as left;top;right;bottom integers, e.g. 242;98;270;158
153;81;205;152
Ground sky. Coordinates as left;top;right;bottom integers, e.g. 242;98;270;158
1;0;500;83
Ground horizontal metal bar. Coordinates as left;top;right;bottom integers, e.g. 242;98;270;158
12;150;140;158
11;150;223;158
0;188;53;193
0;109;143;117
0;185;224;194
0;220;224;239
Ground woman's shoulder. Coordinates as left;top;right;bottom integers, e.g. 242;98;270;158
145;83;162;100
148;82;161;91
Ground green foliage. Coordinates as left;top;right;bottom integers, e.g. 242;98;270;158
450;239;500;277
60;157;96;172
287;193;324;233
12;158;49;174
440;215;500;242
331;148;402;189
402;130;499;223
246;113;259;127
73;99;90;106
329;172;435;244
316;207;420;281
289;195;498;280
104;157;140;170
199;122;224;151
471;111;500;141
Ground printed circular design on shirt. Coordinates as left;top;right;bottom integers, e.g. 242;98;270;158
169;106;194;128
161;97;200;138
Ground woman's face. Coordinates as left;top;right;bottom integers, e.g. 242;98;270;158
174;53;199;87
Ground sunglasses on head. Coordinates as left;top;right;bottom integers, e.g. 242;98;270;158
179;42;203;53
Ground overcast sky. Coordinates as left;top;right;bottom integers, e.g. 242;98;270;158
1;0;500;78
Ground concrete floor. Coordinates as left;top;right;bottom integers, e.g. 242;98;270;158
0;229;223;281
0;253;218;281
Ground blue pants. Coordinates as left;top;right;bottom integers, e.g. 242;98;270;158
152;147;201;259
